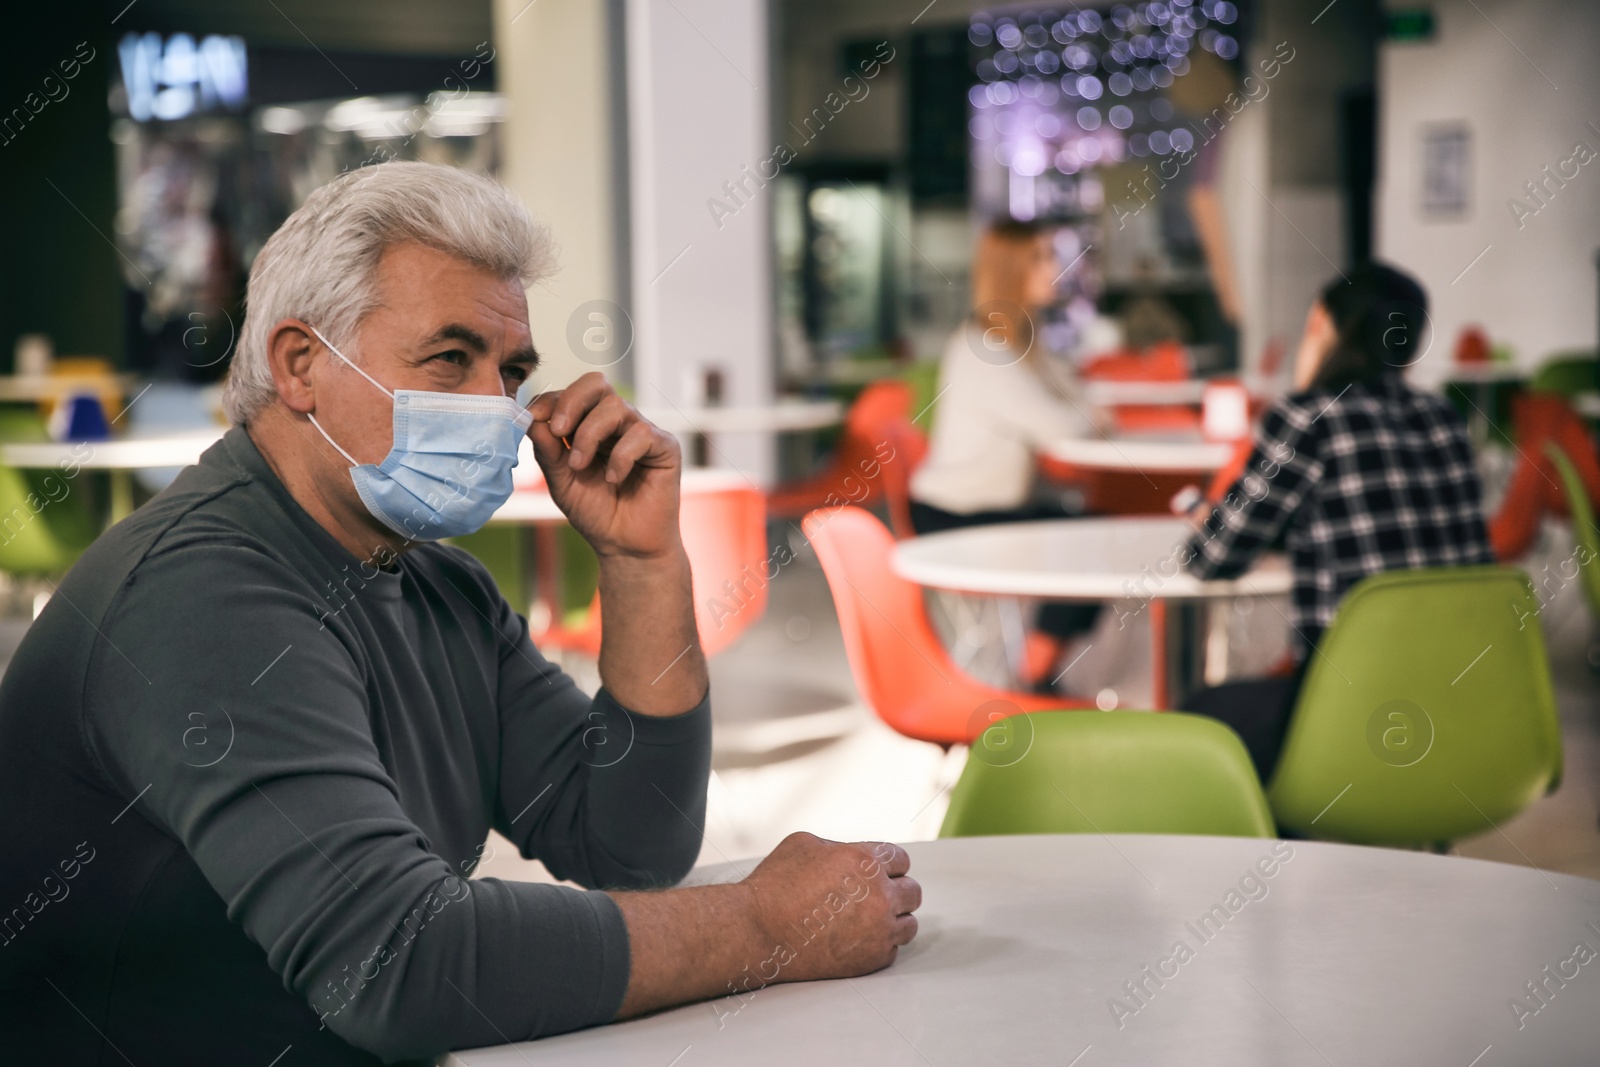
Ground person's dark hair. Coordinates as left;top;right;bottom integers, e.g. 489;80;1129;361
1309;262;1429;391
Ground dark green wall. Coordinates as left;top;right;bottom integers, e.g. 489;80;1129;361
0;7;122;371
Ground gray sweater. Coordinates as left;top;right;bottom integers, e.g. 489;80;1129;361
0;424;712;1065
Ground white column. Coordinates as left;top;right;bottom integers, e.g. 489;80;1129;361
626;0;776;483
492;0;629;392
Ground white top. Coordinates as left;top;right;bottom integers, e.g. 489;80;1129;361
892;516;1291;599
637;398;842;435
448;834;1598;1065
0;427;226;470
910;323;1097;513
1042;433;1237;472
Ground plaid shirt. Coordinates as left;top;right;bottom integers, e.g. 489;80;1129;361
1186;374;1494;657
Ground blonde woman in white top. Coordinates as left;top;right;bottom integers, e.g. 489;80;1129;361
909;218;1108;655
910;218;1103;529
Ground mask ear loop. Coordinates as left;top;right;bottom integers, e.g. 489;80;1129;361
305;323;388;467
306;412;360;466
307;323;395;399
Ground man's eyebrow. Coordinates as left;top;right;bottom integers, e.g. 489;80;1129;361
421;324;539;368
422;323;489;351
505;344;540;370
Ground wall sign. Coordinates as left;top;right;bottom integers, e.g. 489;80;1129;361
118;33;247;122
1420;122;1470;219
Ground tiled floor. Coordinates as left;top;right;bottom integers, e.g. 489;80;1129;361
474;521;1600;886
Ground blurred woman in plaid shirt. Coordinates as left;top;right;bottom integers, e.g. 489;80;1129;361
1179;262;1494;779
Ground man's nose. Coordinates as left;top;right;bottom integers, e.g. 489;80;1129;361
461;360;515;399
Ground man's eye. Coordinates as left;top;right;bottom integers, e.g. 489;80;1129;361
502;365;531;383
431;350;469;366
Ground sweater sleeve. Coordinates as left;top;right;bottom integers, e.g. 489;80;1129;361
491;597;712;890
1186;396;1326;580
989;357;1098;446
84;541;636;1062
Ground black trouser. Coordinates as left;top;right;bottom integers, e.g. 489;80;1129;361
1178;657;1312;784
908;499;1102;639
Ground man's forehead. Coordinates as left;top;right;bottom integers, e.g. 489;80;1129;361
371;243;532;342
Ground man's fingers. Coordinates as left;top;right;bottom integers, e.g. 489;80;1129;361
890;874;921;917
546;372;610;438
565;393;631;470
890;913;918;947
604;422;667;484
526;388;561;425
526;415;569;470
865;842;911;879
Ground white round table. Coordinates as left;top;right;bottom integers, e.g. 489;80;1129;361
1043;434;1237;473
448;835;1598;1065
489;468;756;524
638;398;842;435
892;518;1290;707
1083;380;1207;406
892;517;1289;601
0;426;226;470
0;427;228;521
0;372;143;402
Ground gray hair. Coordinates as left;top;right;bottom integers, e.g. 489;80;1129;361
224;162;555;425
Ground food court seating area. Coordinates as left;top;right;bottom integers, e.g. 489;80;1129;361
414;348;1600;887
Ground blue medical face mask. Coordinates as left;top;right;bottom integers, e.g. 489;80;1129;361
305;325;533;542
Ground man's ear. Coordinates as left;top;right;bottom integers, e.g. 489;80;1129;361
267;319;321;415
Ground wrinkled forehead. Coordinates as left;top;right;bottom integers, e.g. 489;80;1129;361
366;242;533;346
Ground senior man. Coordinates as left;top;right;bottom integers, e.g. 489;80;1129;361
0;163;919;1065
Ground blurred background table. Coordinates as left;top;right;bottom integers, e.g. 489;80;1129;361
1042;433;1237;475
0;372;143;402
893;517;1290;706
448;834;1599;1066
638;398;843;436
0;427;226;521
1082;379;1207;407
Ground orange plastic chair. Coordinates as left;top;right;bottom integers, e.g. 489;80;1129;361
1203;436;1257;503
543;475;770;659
771;381;927;539
1043;341;1203;511
1490;392;1600;560
1082;340;1200;433
803;506;1087;748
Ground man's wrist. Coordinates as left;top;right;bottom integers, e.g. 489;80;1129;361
595;542;691;575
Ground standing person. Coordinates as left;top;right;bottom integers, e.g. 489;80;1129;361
1179;262;1494;780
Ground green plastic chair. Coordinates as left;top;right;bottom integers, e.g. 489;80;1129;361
939;710;1275;838
1528;352;1597;398
1267;566;1561;847
0;408;98;576
1545;441;1600;620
